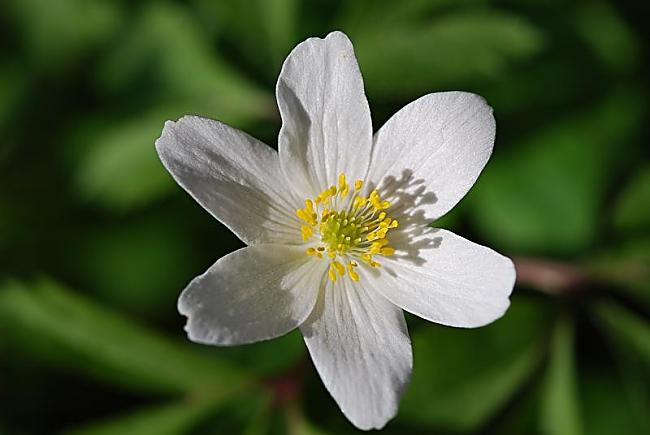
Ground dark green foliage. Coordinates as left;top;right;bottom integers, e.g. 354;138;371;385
0;0;648;433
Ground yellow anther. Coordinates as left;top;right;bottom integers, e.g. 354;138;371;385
317;187;335;204
298;173;398;283
338;174;349;196
301;225;313;240
370;196;382;211
328;264;337;282
306;247;323;259
353;196;367;209
297;207;317;226
380;247;395;256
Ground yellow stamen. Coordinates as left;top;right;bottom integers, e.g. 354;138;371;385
299;174;398;283
338;174;349;196
328;264;337;282
381;247;395;256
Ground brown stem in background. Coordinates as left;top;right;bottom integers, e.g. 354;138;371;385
264;357;308;407
513;256;588;294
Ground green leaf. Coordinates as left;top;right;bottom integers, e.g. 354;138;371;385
96;2;273;124
0;279;252;398
65;401;216;435
490;382;542;435
588;240;650;307
284;402;332;435
0;64;27;136
4;0;122;72
539;317;582;435
241;396;272;435
469;89;644;255
613;165;650;234
182;394;273;435
574;1;640;73
593;302;650;366
580;367;649;435
258;0;300;69
353;11;543;98
221;329;306;377
193;0;299;74
398;298;550;432
71;215;203;318
338;0;481;30
75;2;278;212
72;110;176;211
589;303;650;435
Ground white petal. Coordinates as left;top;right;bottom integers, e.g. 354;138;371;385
361;228;515;328
156;115;302;245
301;279;412;430
367;92;496;222
178;244;325;345
277;31;373;198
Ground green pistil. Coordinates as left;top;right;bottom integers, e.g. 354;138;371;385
320;211;363;253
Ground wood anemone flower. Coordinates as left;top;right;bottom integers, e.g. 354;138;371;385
155;31;516;430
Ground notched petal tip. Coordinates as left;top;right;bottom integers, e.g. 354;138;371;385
154;119;175;149
155;115;205;147
155;116;197;154
176;286;203;343
300;29;352;46
324;29;352;44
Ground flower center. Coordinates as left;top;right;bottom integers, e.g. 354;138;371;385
296;174;398;283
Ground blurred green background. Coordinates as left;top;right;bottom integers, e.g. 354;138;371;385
0;0;649;434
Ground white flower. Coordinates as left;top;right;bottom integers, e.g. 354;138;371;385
155;31;515;430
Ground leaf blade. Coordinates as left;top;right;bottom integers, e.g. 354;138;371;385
539;317;582;435
0;279;253;398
